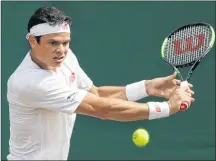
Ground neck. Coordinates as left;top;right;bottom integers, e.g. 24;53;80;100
30;50;57;72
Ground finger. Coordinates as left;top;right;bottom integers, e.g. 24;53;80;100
181;95;192;107
188;83;193;88
166;72;177;80
172;79;181;85
178;87;194;97
181;84;194;92
185;92;192;97
189;97;195;105
181;88;194;96
183;94;195;105
191;98;195;103
186;88;195;95
180;85;190;91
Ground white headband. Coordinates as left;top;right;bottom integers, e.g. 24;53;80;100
26;22;70;39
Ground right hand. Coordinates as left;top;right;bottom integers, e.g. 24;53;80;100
168;86;195;115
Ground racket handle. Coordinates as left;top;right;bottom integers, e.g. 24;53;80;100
180;102;189;111
180;81;190;111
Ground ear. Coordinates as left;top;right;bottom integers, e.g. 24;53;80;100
28;35;38;48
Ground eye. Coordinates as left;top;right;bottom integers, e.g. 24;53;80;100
63;42;69;46
49;41;58;46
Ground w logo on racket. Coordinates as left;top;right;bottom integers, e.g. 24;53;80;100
173;34;205;55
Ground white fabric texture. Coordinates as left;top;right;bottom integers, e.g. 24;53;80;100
147;102;170;120
26;22;70;39
7;49;93;160
126;80;148;101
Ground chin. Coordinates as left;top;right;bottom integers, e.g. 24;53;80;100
53;62;62;67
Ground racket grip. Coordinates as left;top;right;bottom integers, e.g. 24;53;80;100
180;81;190;111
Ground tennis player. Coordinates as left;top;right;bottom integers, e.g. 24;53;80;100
7;7;195;160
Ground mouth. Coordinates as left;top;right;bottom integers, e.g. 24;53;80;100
53;56;64;63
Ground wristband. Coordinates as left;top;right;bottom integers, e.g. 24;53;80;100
126;80;148;101
147;102;170;120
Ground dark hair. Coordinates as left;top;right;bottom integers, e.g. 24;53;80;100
28;6;72;43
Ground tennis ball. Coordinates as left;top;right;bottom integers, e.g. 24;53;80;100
132;128;150;147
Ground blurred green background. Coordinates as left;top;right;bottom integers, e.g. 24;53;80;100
1;1;215;160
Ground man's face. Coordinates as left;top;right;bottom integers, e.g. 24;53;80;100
31;32;71;68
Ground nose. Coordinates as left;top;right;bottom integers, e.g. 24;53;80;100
56;44;65;54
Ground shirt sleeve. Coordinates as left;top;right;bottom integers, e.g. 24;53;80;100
77;64;93;91
19;75;88;115
68;49;93;91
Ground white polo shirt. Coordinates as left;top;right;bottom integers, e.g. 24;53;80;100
6;49;93;160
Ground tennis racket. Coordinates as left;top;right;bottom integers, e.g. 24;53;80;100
161;22;215;111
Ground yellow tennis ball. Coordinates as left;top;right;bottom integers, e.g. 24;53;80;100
132;128;150;147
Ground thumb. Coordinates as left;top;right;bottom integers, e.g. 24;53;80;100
166;72;177;80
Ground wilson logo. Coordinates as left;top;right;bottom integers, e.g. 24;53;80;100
173;34;205;55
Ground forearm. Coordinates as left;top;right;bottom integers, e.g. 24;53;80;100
76;93;170;122
103;98;149;121
97;86;127;100
97;80;149;101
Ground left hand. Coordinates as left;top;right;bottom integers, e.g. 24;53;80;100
145;72;193;99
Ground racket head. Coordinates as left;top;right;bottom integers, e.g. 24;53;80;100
161;22;215;80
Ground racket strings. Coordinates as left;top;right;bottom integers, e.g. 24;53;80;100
164;25;211;66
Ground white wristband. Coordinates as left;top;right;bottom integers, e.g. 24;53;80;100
147;102;170;120
126;80;148;101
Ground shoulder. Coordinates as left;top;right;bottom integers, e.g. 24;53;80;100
7;67;60;106
7;68;56;95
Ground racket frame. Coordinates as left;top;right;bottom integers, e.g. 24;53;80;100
161;22;215;81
